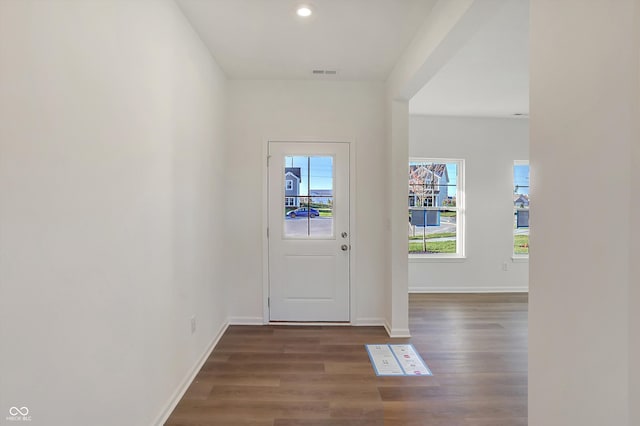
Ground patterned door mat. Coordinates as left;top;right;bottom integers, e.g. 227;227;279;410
365;344;432;376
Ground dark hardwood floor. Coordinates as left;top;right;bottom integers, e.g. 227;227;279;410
166;293;528;426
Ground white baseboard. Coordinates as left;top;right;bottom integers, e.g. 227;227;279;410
389;328;412;338
227;316;264;325
353;317;386;327
383;321;411;338
384;321;391;336
227;317;389;327
153;320;229;426
409;286;528;293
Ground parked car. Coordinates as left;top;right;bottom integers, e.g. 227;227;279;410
287;207;320;218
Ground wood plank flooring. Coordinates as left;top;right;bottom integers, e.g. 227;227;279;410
166;293;528;425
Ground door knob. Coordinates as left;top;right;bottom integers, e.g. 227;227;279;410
341;232;348;238
341;244;349;251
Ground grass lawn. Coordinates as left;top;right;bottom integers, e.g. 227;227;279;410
409;240;456;254
514;234;529;254
409;232;455;240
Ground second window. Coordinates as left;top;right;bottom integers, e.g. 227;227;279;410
408;158;464;257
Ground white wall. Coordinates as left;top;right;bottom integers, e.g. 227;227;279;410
226;80;387;325
0;1;229;425
630;16;640;424
386;100;411;336
408;115;529;292
632;81;639;425
530;1;637;425
385;0;509;335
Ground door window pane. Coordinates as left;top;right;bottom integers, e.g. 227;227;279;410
284;156;334;238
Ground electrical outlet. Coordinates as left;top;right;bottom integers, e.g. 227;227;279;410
502;262;508;272
190;315;196;334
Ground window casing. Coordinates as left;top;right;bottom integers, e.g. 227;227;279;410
409;158;464;258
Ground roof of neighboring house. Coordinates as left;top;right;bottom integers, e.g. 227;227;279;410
408;164;449;190
285;167;301;180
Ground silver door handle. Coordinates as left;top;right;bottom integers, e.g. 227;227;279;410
341;244;349;251
341;232;348;238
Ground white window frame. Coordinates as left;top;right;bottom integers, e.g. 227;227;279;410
409;158;465;261
513;160;530;261
285;179;294;191
285;197;296;207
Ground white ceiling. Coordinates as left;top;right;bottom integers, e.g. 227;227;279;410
176;0;438;81
176;0;529;117
409;0;529;117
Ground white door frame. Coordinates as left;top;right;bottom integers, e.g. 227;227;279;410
261;139;357;324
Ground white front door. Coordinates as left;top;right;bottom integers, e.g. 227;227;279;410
268;142;350;322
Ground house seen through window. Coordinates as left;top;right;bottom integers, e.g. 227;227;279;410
408;159;464;257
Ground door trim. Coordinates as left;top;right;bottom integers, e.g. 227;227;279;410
261;139;356;324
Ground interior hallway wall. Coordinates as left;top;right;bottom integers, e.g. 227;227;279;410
226;80;387;325
0;1;229;424
631;21;640;423
529;0;637;424
408;115;529;292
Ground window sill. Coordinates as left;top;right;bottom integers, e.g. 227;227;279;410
409;256;466;263
511;256;529;263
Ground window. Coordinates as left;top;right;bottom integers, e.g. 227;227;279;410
284;156;334;238
513;161;530;257
408;159;464;257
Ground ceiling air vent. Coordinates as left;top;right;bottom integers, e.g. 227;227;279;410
312;69;339;76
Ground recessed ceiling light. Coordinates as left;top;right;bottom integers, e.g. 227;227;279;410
297;6;312;17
